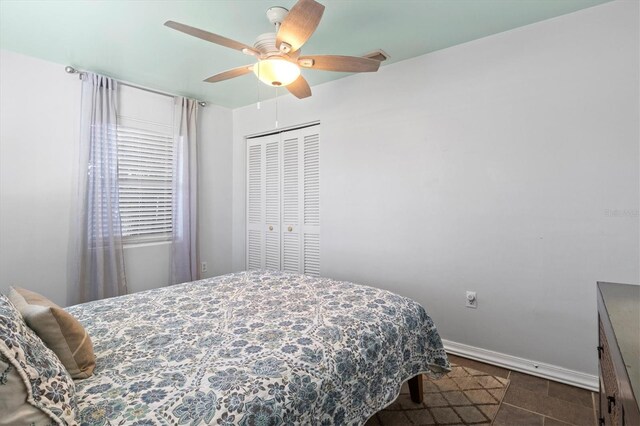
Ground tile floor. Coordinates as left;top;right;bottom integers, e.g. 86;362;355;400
448;354;598;426
367;362;509;425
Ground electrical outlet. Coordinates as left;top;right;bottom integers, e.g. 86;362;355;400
466;291;477;309
201;262;208;273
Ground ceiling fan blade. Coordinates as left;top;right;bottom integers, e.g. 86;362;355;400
203;65;253;83
276;0;325;53
165;21;259;55
286;75;312;99
298;55;380;72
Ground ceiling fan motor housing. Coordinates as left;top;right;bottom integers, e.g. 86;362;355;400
254;33;279;56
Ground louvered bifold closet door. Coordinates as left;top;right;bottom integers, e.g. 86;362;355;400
281;131;301;273
280;125;321;276
246;125;320;275
300;128;320;276
246;135;281;270
246;139;264;270
264;136;281;270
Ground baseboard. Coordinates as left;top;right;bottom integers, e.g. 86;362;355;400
442;339;598;392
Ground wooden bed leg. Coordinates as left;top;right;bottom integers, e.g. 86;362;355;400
408;374;424;403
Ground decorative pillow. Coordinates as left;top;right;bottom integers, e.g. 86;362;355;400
9;287;95;379
0;294;78;425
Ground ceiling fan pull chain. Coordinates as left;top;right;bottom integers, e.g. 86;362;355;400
257;64;262;110
275;87;279;128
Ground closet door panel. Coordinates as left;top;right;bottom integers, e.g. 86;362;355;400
246;141;264;269
282;134;300;226
303;133;320;227
281;132;301;273
282;233;300;272
303;233;320;276
264;137;281;270
301;129;321;276
247;230;263;270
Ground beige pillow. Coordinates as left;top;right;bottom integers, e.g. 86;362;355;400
8;287;96;379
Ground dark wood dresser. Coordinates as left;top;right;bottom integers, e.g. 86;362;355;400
597;282;640;426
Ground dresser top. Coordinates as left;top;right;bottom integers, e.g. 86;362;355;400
598;281;640;404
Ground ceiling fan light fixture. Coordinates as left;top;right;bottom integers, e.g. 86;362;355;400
253;58;300;87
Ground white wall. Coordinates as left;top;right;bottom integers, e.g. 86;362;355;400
199;100;234;278
0;50;81;306
232;0;639;378
0;49;234;305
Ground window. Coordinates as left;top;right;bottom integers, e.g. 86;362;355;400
117;85;175;241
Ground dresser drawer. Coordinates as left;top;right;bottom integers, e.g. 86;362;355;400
599;317;620;425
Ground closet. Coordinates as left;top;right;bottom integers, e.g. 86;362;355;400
246;124;320;275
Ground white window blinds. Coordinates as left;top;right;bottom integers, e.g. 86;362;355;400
116;85;175;241
117;124;174;238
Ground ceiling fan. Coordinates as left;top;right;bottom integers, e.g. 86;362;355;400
165;0;385;99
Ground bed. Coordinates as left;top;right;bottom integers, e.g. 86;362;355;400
67;270;449;425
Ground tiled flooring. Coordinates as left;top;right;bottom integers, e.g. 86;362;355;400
367;362;509;425
448;355;598;426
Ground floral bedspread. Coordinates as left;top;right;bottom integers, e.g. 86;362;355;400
67;270;449;425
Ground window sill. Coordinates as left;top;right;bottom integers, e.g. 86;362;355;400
123;236;172;249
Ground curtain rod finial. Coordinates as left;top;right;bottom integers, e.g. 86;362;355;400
65;66;77;74
198;101;206;107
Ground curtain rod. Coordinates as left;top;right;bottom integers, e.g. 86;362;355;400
64;65;206;107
